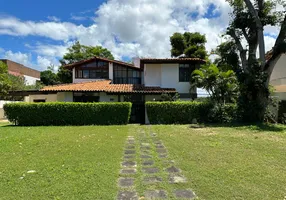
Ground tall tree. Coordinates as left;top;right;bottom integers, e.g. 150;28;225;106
0;61;11;96
60;41;114;65
170;32;207;59
56;41;114;84
40;65;60;86
225;0;286;122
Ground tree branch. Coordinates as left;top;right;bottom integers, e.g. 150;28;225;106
242;28;250;43
243;0;266;66
229;29;248;72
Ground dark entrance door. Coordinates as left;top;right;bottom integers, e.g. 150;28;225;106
124;95;145;124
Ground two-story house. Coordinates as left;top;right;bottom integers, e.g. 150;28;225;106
18;56;204;123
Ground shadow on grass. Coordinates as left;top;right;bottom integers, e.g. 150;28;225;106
190;123;286;132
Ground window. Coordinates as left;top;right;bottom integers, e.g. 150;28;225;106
179;64;190;82
75;69;109;79
83;70;89;78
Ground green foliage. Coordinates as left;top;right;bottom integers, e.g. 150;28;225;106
214;41;240;71
4;102;132;126
170;32;207;59
160;93;180;101
57;65;72;83
146;101;237;124
208;103;238;123
40;66;60;86
146;101;212;124
191;64;239;104
0;61;11;96
60;41;114;65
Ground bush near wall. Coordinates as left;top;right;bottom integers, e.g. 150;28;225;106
146;101;237;124
4;102;132;126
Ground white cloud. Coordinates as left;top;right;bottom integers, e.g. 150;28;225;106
47;16;61;22
3;50;32;67
0;0;281;63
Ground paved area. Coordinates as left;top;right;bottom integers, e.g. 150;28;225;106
117;129;197;199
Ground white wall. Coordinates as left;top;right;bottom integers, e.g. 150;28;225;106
25;94;58;103
99;92;118;102
270;54;286;86
144;64;161;86
23;75;40;85
144;63;191;94
0;100;21;119
57;92;73;102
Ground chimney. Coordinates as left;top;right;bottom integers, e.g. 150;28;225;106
132;57;141;68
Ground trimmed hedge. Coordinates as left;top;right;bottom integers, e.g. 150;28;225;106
146;101;212;124
146;101;237;124
4;102;132;126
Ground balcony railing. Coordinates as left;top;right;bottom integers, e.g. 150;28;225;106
113;77;141;84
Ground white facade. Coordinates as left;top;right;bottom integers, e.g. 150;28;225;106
23;75;40;85
270;54;286;86
144;63;192;94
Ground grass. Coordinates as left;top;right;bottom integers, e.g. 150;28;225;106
0;122;286;199
0;124;128;199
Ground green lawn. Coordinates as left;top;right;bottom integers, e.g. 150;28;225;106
0;123;286;199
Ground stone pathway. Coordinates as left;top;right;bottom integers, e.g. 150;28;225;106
117;130;197;199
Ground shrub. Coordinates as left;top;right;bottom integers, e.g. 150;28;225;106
146;101;212;124
146;101;237;124
4;102;132;126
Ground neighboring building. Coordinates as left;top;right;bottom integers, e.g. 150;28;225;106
0;59;40;85
15;56;205;123
268;52;286;99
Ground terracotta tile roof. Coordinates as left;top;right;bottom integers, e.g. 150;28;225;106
140;58;206;63
41;80;177;94
64;56;142;71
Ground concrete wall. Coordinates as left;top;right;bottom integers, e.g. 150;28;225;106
23;75;40;85
57;92;73;102
144;63;191;94
144;64;161;86
99;92;118;102
25;94;58;103
270;54;286;86
0;100;21;119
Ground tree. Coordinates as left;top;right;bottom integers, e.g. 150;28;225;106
170;32;207;59
191;64;239;104
60;41;114;65
40;65;60;86
0;61;11;96
225;0;286;122
57;66;72;83
213;40;240;71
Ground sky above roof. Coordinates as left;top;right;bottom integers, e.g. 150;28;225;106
0;0;281;71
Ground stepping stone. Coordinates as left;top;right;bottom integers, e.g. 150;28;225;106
163;160;175;165
140;146;151;150
143;176;162;184
150;133;157;137
156;145;165;149
120;168;137;175
117;191;138;200
127;141;135;144
158;154;168;158
142;167;159;174
141;143;150;147
165;166;181;173
124;155;135;159
118;177;135;187
122;161;137;168
141;155;152;159
154;141;162;145
173;189;195;199
145;190;167;199
126;145;135;149
169;174;187;183
157;149;167;154
125;150;136;155
142;160;154;166
141;150;150;154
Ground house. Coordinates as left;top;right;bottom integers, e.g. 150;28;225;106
0;59;41;85
15;56;205;123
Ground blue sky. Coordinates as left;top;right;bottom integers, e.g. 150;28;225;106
0;0;279;70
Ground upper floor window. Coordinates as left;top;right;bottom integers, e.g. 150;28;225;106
75;69;108;79
179;64;190;82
